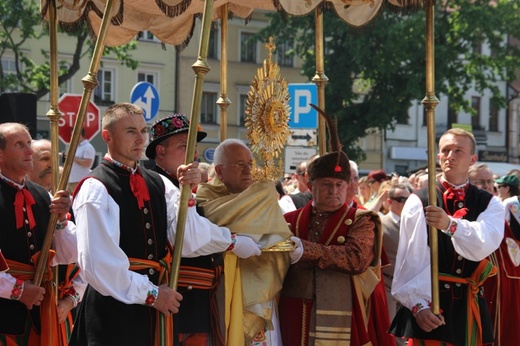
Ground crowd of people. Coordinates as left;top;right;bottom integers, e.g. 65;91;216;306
0;103;519;345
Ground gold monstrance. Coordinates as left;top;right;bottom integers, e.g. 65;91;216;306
245;37;291;181
246;37;295;252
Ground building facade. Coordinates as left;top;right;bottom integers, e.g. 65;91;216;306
1;10;307;169
360;39;519;176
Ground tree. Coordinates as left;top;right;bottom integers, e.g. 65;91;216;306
259;0;520;161
0;0;138;100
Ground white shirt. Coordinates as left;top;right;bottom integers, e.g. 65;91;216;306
73;175;233;305
391;193;504;311
503;196;520;223
278;194;296;214
69;139;96;183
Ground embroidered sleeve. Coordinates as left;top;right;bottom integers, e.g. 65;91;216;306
442;217;458;237
64;286;80;308
411;301;429;316
298;215;376;274
10;278;24;300
145;285;159;306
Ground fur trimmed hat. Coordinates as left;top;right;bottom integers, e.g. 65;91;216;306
307;104;350;182
307;151;350;182
146;113;207;159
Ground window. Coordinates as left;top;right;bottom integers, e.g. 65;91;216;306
58;79;70;96
208;29;219;59
239;94;248;126
138;71;157;85
240;32;257;63
58;62;72;96
277;40;293;67
201;92;218;124
2;57;17;75
139;31;159;43
489;102;499;132
396;112;408;125
1;57;20;92
471;96;481;129
472;40;482;55
447;101;458;128
94;68;115;103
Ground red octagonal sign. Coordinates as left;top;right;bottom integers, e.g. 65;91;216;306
58;93;100;144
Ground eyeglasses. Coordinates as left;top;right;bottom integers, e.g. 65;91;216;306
390;196;408;203
472;179;494;186
228;162;253;170
296;172;305;176
284;177;292;181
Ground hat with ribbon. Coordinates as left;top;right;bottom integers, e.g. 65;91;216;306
306;104;350;182
146;113;207;159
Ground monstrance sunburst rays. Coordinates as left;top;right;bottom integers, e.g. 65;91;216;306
245;37;291;181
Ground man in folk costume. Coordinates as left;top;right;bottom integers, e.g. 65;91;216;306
482;190;520;345
347;160;397;346
70;103;260;346
146;114;261;345
196;139;295;345
27;138;86;332
279;106;383;346
390;128;504;346
0;122;77;346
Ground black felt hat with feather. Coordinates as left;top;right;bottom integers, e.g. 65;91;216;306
306;104;350;182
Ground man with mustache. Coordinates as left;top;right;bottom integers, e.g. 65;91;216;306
28;139;53;192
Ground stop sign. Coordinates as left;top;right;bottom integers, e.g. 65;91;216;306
58;93;100;144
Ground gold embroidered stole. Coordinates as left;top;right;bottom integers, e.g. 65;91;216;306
197;177;292;344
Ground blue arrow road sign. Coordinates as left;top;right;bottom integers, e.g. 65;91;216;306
288;83;318;129
130;82;160;121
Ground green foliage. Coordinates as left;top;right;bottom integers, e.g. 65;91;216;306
260;0;520;161
0;0;139;99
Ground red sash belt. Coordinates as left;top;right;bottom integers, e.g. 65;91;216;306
129;250;223;346
129;250;174;346
6;251;66;346
439;259;498;346
129;254;221;291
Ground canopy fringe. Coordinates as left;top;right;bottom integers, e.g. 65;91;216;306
155;0;192;18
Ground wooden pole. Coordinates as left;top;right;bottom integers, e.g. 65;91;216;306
162;0;214;342
217;4;230;141
34;0;115;286
423;0;440;315
312;8;328;155
46;0;61;196
168;0;214;290
45;0;61;301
